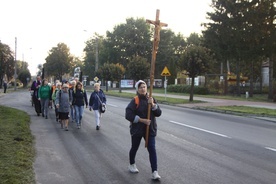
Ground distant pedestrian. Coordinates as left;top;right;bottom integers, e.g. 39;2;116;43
55;83;72;131
72;82;88;129
89;83;106;130
3;80;7;93
38;79;52;119
52;82;62;122
69;80;76;123
31;76;42;116
125;80;162;180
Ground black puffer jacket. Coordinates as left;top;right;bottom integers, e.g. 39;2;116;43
125;94;162;137
72;89;88;107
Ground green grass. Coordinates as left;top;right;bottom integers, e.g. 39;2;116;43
152;88;270;102
104;89;275;116
105;90;204;104
206;106;276;116
0;106;35;184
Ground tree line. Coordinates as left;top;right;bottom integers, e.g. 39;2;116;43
0;41;31;88
1;0;275;100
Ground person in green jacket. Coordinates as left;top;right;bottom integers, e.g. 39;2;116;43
38;79;52;119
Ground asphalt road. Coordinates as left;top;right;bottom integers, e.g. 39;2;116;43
1;91;276;184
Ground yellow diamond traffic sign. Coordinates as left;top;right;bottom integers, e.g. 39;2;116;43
161;66;171;76
94;76;99;82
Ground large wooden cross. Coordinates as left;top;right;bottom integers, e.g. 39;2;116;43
145;9;168;148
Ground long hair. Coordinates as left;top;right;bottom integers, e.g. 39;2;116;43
74;81;84;92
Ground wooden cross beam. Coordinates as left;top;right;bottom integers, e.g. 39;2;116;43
145;9;167;148
146;9;168;52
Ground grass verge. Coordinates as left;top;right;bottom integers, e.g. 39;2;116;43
205;106;276;117
105;90;204;104
105;90;275;117
0;106;35;184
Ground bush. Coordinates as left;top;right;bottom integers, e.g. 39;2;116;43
167;84;209;95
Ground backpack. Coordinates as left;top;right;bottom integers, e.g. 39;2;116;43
134;96;139;109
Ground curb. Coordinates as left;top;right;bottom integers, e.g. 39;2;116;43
191;106;276;123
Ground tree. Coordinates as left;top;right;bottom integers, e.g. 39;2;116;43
44;43;73;81
18;70;31;87
111;63;125;92
179;45;212;101
156;29;186;85
104;17;152;74
203;0;276;98
37;64;43;76
14;60;31;87
83;34;105;81
96;63;125;91
0;42;14;87
127;56;150;85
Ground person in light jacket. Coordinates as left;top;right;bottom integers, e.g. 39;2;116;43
55;83;72;131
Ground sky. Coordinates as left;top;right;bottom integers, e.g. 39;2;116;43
0;0;213;76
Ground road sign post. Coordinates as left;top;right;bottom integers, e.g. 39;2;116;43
161;66;171;100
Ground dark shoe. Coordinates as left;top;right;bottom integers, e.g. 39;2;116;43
56;118;58;122
96;125;100;130
42;113;44;117
37;113;40;116
45;116;48;119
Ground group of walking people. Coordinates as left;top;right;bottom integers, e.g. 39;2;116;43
31;76;107;131
31;76;162;180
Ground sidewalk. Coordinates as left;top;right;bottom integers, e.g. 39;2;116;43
122;89;276;109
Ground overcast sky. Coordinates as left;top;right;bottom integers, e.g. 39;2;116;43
0;0;212;75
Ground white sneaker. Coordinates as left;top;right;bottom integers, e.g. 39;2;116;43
128;164;139;173
152;171;161;180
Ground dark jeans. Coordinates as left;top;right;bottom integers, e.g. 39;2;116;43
129;135;157;172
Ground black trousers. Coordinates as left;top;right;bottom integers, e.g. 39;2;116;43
33;95;41;114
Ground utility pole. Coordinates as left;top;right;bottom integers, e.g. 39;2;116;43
14;37;17;91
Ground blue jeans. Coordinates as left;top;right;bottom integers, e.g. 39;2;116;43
70;105;75;121
74;105;84;125
129;135;157;172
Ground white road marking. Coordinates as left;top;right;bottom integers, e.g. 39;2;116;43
265;147;276;152
169;120;230;138
107;103;118;107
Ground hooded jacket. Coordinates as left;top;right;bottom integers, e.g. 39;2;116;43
125;94;162;137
